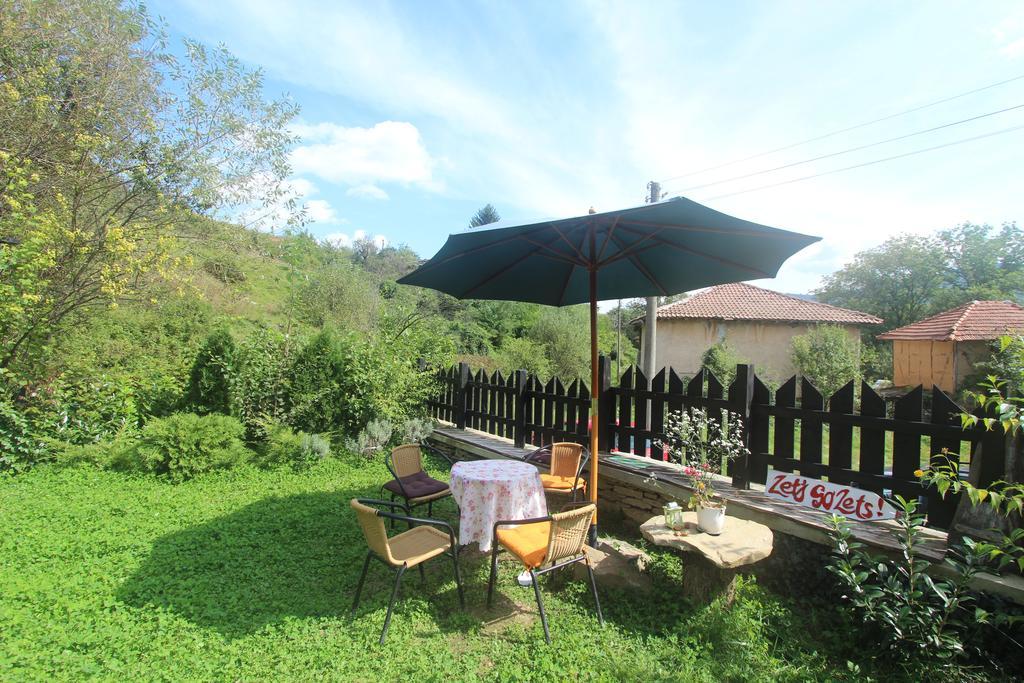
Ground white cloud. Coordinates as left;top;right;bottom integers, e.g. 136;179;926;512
346;183;390;200
321;229;388;250
993;9;1024;58
291;121;438;190
305;199;337;222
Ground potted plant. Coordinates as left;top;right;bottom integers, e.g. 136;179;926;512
656;407;749;535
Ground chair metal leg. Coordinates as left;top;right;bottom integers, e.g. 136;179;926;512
486;545;500;607
428;499;433;516
531;569;551;644
351;552;373;613
452;547;465;609
380;565;407;645
585;558;604;626
418;563;426;585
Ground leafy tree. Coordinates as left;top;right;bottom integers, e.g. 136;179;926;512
815;234;946;330
791;325;860;398
700;341;745;386
469;204;501;228
494;337;551;378
816;224;1024;335
0;0;299;377
184;329;236;415
528;306;590;380
934;222;1024;308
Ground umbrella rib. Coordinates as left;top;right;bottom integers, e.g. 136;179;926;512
618;219;814;240
550;223;589;264
595;216;621;264
517;235;587;266
556;261;577;306
608;233;670;296
596;226;665;268
406;223;563;275
607;235;773;279
460;234;572;298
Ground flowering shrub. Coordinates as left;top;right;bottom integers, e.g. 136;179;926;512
655;407;749;509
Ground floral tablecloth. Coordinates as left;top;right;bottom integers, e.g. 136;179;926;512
450;460;547;552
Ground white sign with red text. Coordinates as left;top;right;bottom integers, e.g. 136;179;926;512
765;469;897;521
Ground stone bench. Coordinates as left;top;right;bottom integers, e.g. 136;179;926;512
641;512;773;604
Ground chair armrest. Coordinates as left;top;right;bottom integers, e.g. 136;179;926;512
357;498;410;512
523;445;550;464
376;510;458;547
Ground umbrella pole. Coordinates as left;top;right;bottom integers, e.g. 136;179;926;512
588;263;599;544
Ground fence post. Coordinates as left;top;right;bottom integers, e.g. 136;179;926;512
454;362;470;430
597;354;613;453
730;363;755;489
513;369;528;448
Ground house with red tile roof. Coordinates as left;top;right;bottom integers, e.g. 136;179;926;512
638;282;882;384
877;300;1024;392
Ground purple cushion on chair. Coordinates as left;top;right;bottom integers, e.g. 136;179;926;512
384;471;450;500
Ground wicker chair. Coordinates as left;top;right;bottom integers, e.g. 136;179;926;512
350;498;465;644
381;444;452;521
527;442;589;502
486;502;604;643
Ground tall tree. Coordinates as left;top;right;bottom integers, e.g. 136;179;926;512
816;224;1024;333
0;0;299;377
816;234;946;330
469;204;501;228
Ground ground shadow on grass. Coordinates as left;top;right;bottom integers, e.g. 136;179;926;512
116;489;473;639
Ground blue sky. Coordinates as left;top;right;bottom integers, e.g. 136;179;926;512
154;0;1024;294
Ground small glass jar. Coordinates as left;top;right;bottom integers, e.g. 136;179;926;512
663;501;686;530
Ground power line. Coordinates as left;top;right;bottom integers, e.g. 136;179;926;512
658;73;1024;184
699;123;1024;202
667;102;1024;194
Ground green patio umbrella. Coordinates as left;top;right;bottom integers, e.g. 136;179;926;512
398;196;820;527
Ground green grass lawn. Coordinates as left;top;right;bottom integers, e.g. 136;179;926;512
0;456;954;681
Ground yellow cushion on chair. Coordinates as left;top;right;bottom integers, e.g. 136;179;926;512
496;521;551;568
539;474;584;491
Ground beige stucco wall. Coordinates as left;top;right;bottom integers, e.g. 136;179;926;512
643;319;862;385
954;340;993;390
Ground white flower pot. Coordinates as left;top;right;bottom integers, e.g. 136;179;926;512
696;504;726;535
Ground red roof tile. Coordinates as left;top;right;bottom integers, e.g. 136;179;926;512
877;300;1024;341
654;283;882;325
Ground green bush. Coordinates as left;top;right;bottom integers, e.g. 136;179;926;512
0;397;46;472
130;412;251;482
184;328;237;415
231;328;294;440
701;341;744;387
828;497;991;662
286;326;446;437
258;422;331;470
791;325;861;398
493;336;551;378
25;375;140;446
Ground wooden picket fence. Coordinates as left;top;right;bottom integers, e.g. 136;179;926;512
426;357;1007;529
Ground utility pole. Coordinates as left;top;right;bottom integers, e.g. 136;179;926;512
642;181;661;380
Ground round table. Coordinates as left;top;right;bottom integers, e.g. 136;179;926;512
450;460;547;552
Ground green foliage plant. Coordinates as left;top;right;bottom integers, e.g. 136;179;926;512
700;340;744;387
258;421;331;470
827;496;991;661
184;329;236;415
0;396;45;472
231;327;294;440
401;417;434;444
790;324;860;399
130;412;251;482
350;419;393;459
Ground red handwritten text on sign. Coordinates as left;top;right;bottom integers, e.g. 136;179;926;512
765;469;896;521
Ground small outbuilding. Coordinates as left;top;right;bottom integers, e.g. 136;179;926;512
877;300;1024;393
639;283;882;384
